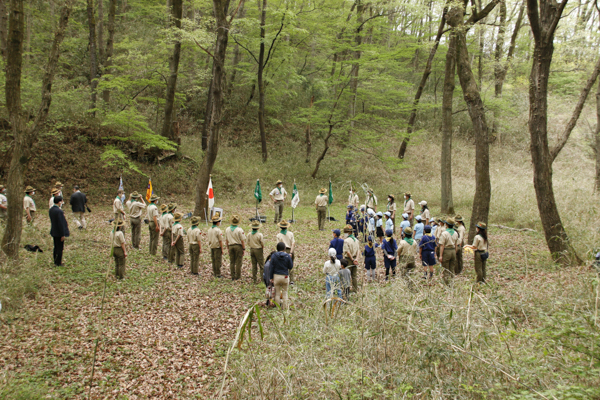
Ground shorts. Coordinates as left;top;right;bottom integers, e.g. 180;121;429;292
422;250;436;266
364;256;376;270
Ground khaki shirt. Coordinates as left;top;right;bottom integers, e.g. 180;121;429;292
270;187;287;201
113;197;124;214
315;195;328;207
421;208;431;222
225;226;246;246
159;213;168;229
276;231;295;249
456;225;466;246
439;229;459;248
129;200;146;218
23;195;36;211
435;225;446;243
172;223;184;240
165;213;174;230
247;231;264;249
188;226;202;244
366;195;377;209
398;239;418;257
404;199;415;214
110;230;125;248
147;204;159;222
387;202;397;215
343;236;360;260
473;234;487;251
348;193;359;208
208;226;223;249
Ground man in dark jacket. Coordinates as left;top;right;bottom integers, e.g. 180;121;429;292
69;185;87;229
269;242;293;309
49;196;70;266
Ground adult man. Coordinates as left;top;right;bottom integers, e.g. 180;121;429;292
438;217;459;285
49;196;70;266
146;194;160;255
348;188;359;209
54;181;64;198
69;185;88;230
277;220;296;284
225;214;246;280
403;192;415;225
343;224;360;292
127;191;146;250
164;203;177;263
49;188;59;209
314;188;328;231
269;180;287;224
454;215;466;275
365;189;377;212
208;214;224;278
0;185;7;220
159;204;169;260
247;220;264;284
23;186;37;224
188;216;202;275
113;189;126;221
110;219;127;279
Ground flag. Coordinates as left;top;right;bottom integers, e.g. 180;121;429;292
328;180;333;205
206;177;214;209
254;179;262;203
291;182;299;209
118;176;124;191
145;179;153;202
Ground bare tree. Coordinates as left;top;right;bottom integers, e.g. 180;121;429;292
87;0;99;113
161;0;183;141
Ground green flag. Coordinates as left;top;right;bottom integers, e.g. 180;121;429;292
328;180;333;205
254;179;262;203
291;182;299;208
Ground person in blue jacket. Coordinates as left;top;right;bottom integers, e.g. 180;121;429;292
329;229;345;260
419;225;437;280
381;229;397;280
346;205;357;235
363;235;378;282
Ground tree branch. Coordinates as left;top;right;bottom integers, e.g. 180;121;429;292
546;0;569;44
467;0;500;24
263;15;285;69
231;35;259;64
193;38;216;61
526;0;541;43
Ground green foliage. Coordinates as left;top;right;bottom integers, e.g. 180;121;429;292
100;145;144;175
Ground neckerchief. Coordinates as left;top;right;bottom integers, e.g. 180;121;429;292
348;234;356;242
162;212;167;216
367;242;373;248
280;229;287;235
26;194;35;206
404;237;414;245
191;225;198;229
230;225;238;232
277;187;282;194
385;236;392;242
424;233;432;237
251;229;258;235
212;224;218;228
446;228;455;236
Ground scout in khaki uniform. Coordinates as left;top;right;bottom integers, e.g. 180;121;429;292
23;186;37;224
465;222;488;283
269;180;287;224
127;191;146;250
188;216;202;275
348;188;359;209
164;203;177;263
454;215;466;275
147;194;160;255
247;220;264;283
315;188;328;231
438;217;459;285
54;181;64;198
403;192;415;225
49;188;59;209
365;189;377;212
225;215;246;280
434;218;446;259
398;227;418;277
159;204;169;260
110;219;127;280
171;212;185;268
343;224;360;292
208;214;224;277
113;189;126;221
387;195;397;234
276;220;296;284
419;200;431;222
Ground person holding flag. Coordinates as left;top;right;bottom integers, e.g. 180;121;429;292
315;188;328;231
269;180;287;224
147;194;160;255
254;179;262;218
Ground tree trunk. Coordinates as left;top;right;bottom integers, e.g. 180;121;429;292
201;67;213;150
595;79;600;191
194;0;231;217
228;1;244;94
449;8;491;243
98;0;104;62
397;7;447;159
348;0;364;134
305;95;314;163
311;125;333;179
440;31;457;215
2;2;71;258
102;0;116;104
161;0;183;140
0;0;7;60
87;0;98;113
257;0;268;162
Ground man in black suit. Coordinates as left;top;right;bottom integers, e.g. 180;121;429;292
49;196;70;266
69;185;87;229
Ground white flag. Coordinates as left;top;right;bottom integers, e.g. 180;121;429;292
291;183;299;209
206;177;214;209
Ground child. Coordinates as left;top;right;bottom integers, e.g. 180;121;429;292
357;205;367;240
419;225;436;280
207;214;224;278
110;219;127;279
375;212;384;243
398;227;418;277
323;248;342;300
413;215;424;243
363;235;378;282
188;216;202;275
171;212;185;268
367;209;376;238
430;218;438;237
381;229;397;280
338;259;351;300
346;205;357;235
248;220;265;284
384;211;394;233
263;251;276;306
419;200;430;221
329;229;345;260
400;213;410;237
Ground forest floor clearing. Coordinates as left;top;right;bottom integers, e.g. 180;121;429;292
1;202;599;399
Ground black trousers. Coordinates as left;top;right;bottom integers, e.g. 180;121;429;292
53;236;64;266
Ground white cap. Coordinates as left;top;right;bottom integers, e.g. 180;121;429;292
376;212;383;217
360;204;366;210
419;200;427;206
328;248;337;258
415;215;422;221
384;211;391;217
402;213;409;219
368;209;375;216
429;218;435;222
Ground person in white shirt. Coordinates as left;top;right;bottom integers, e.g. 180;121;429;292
49;188;60;209
269;180;287;224
323;248;342;300
0;185;7;221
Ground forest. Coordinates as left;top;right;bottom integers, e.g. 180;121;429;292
1;0;600;398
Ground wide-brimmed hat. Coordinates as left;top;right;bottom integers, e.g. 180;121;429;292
435;217;442;223
419;200;427;206
130;191;142;198
24;186;35;193
278;220;289;229
190;216;201;225
112;218;126;227
404;227;413;236
476;222;487;230
51;188;59;195
54;181;63;187
455;215;463;222
173;212;183;222
149;194;160;202
275;180;283;185
211;214;222;223
446;217;456;226
251;220;261;229
231;215;240;225
404;192;411;197
319;188;327;194
160;204;168;212
343;224;353;233
388;194;395;200
168;203;177;212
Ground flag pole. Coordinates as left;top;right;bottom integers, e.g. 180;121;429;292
204;208;208;227
328;177;331;222
256;179;259;220
292;179;295;223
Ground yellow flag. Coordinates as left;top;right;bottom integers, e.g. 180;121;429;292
146;179;153;202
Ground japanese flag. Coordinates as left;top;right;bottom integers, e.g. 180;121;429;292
206;177;214;209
